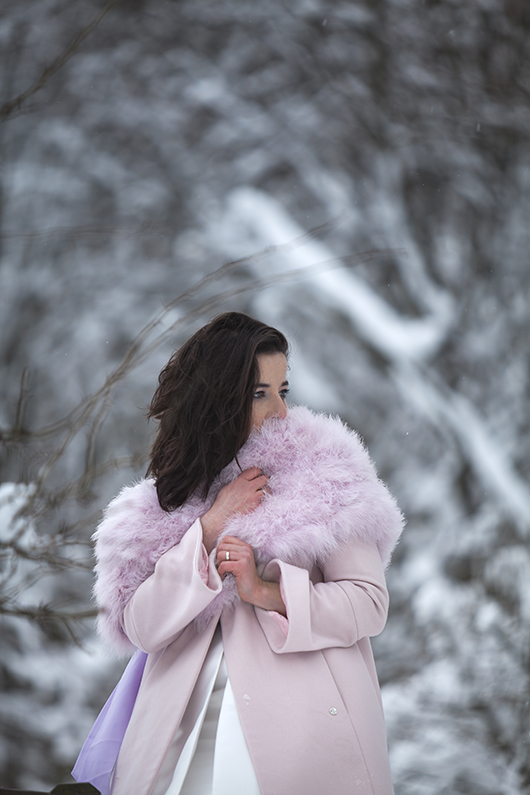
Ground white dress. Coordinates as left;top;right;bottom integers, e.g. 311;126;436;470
151;544;288;795
151;627;262;795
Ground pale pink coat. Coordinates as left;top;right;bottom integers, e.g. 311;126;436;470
111;517;394;795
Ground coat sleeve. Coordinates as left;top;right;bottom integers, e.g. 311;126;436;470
121;518;223;653
255;538;389;654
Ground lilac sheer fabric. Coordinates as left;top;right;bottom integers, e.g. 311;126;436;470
72;650;148;795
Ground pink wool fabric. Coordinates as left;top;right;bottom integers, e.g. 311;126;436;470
94;405;404;655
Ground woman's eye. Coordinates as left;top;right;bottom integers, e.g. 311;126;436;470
280;388;290;399
253;390;266;399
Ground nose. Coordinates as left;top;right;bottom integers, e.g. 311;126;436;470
270;396;287;420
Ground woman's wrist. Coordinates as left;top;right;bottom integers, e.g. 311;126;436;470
249;579;287;617
200;510;220;554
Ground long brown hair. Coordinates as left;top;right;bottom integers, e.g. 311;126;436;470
146;312;289;511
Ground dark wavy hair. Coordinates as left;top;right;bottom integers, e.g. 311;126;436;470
146;312;289;511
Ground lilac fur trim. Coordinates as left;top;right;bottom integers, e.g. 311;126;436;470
93;405;404;655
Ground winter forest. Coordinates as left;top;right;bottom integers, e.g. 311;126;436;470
0;0;529;792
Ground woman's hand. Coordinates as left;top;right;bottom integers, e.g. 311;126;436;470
216;536;287;616
201;467;268;554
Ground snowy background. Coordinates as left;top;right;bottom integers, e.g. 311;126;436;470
1;0;529;791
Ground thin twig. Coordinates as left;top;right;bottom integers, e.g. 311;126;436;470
0;604;97;621
13;368;31;432
0;221;165;242
2;245;392;446
0;0;121;122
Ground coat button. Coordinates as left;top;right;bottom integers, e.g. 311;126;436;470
329;707;338;715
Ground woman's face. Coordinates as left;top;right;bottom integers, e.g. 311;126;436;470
251;352;289;429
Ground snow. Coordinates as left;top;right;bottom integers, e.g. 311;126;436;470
213;186;458;363
1;0;529;790
0;482;37;547
394;361;530;534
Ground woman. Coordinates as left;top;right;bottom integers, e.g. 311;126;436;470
74;312;403;795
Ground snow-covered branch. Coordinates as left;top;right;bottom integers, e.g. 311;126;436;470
220;187;455;362
393;362;530;535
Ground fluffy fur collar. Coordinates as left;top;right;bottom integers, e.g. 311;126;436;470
94;406;404;654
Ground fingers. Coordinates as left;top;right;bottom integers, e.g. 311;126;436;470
235;470;270;499
217;546;237;568
240;467;268;483
216;537;262;602
217;536;250;558
218;535;252;548
205;471;270;542
254;476;269;495
216;536;252;569
217;536;254;563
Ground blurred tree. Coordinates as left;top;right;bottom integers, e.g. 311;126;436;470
1;0;529;791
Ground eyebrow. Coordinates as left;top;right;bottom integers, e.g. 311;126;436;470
255;380;289;388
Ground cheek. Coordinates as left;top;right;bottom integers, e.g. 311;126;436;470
251;404;265;428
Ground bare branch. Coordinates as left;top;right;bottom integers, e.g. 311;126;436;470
13;368;31;435
0;0;121;122
1;241;390;449
0;221;166;243
0;601;98;645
